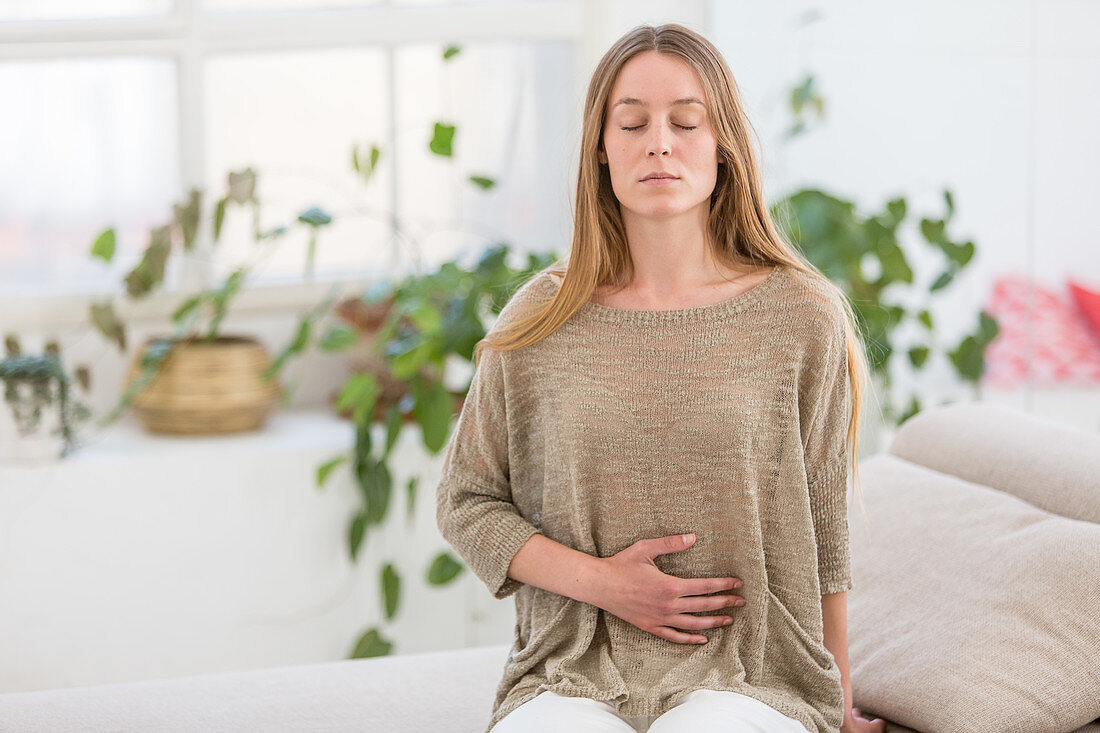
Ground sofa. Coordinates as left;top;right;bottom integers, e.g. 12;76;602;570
0;402;1097;733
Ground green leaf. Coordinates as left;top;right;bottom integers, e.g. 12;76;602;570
930;270;954;292
429;122;455;157
908;345;930;368
383;403;403;458
140;339;174;369
943;189;955;217
407;298;443;334
316;455;347;488
258;225;288;241
213;197;228;243
123;226;172;298
227;168;256;204
336;372;377;412
337;372;381;426
917;309;933;330
948;335;984;383
919;218;946;245
353;144;383;183
442;45;461;60
74;365;91;391
898;395;921;425
954;240;975;267
406;475;418;521
348;512;367;561
90;301;126;352
414;378;454;454
977;311;999;345
262;315;311;379
356;456;392;525
427;552;463;585
173;188;202;251
319;323;357;352
91;229;116;263
172;295;204;324
381;563;400;620
297;207;333;227
885;198;906;225
349;627;393;659
289;316;311;351
388;337;433;380
468;175;496;190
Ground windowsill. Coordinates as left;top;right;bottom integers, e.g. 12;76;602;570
0;407;359;471
0;273;381;332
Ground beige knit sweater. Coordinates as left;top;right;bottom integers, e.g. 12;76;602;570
436;264;853;733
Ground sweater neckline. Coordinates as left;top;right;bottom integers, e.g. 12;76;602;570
557;265;787;326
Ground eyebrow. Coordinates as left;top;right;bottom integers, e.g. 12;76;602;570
612;96;705;109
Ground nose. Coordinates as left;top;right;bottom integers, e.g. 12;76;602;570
646;123;671;158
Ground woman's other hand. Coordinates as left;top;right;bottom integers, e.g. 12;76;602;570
587;533;744;644
841;706;887;733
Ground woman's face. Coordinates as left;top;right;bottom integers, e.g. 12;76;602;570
599;50;720;220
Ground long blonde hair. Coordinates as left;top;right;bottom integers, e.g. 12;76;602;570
476;23;871;522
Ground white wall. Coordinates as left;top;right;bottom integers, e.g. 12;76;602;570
709;0;1100;432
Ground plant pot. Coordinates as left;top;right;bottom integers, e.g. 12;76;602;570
124;334;280;435
0;380;64;463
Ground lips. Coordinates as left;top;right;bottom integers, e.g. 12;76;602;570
641;173;678;181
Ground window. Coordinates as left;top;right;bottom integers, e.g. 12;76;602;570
0;0;581;317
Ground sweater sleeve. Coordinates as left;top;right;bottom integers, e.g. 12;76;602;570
435;341;540;600
799;301;854;595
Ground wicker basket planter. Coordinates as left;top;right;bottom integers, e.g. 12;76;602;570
125;335;280;435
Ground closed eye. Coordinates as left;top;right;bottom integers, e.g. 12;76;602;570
621;124;697;131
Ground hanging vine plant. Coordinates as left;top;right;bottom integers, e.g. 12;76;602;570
0;337;92;458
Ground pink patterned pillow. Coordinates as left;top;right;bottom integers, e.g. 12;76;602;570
983;274;1100;387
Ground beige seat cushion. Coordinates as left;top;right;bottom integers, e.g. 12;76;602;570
846;453;1100;733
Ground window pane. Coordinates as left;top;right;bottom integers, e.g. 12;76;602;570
0;57;179;296
205;48;392;284
394;41;574;271
0;0;171;22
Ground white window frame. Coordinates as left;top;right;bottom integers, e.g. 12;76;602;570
0;0;612;332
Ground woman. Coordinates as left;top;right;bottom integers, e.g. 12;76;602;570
436;23;885;733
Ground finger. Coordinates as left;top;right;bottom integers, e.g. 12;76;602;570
678;577;742;596
677;594;744;612
669;613;732;630
653;626;709;645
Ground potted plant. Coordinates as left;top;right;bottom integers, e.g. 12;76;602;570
0;337;92;462
774;74;999;444
301;241;557;658
87;167;342;434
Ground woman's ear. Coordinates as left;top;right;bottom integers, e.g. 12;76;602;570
597;149;608;165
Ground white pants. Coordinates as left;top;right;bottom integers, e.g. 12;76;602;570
494;688;810;733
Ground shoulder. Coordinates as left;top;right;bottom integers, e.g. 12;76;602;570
489;271;559;334
776;268;848;346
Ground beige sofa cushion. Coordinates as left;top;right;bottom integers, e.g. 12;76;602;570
887;403;1100;524
846;452;1100;733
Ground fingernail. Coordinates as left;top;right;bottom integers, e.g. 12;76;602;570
723;618;732;625
682;534;694;545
